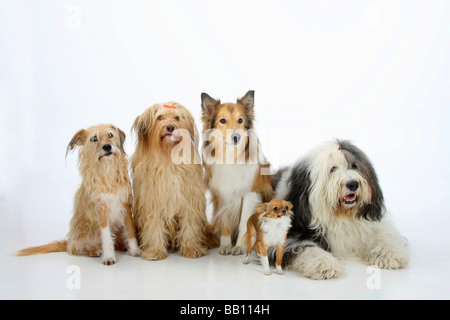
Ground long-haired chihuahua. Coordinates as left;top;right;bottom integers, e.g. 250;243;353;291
16;124;141;265
243;199;293;275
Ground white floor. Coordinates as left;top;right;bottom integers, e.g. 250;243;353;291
1;210;449;300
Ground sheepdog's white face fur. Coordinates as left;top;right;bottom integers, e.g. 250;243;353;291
280;140;385;225
308;142;371;215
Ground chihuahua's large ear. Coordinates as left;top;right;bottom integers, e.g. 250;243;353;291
201;92;220;118
66;129;87;156
255;202;270;214
286;201;294;211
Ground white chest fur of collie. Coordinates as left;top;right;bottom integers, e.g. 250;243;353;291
201;90;273;255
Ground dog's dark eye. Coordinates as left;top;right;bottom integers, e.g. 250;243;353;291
157;115;163;121
220;118;226;124
175;116;180;121
352;163;357;169
238;118;243;124
91;136;98;142
330;166;337;173
285;206;289;210
273;207;279;212
108;133;113;139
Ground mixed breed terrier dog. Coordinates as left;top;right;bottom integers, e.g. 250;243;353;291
17;91;409;278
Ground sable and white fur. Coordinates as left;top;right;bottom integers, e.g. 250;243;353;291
201;91;273;255
131;102;209;260
270;140;409;279
16;124;141;265
243;199;293;275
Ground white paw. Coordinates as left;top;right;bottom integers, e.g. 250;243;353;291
102;256;116;265
219;245;232;255
231;245;246;255
264;270;271;276
128;239;142;257
291;246;344;280
367;248;409;270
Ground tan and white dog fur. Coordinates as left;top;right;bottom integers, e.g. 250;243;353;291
201;90;273;255
16;124;141;265
131;102;209;260
243;199;293;275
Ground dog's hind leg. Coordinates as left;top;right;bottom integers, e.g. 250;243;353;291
232;192;261;255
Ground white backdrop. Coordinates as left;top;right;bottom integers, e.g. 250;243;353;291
1;0;450;247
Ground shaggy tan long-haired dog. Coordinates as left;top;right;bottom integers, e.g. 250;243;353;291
131;102;209;260
16;124;141;265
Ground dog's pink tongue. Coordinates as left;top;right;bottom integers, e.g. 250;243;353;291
345;194;356;201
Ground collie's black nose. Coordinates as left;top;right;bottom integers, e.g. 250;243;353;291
166;124;175;133
346;180;359;191
231;132;241;145
102;144;112;152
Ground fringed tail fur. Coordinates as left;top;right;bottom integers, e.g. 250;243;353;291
15;240;68;256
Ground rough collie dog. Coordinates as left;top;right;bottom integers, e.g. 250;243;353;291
131;102;208;260
16;124;141;265
243;199;293;275
271;140;409;279
201;90;273;255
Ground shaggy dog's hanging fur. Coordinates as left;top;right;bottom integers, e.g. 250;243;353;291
131;102;209;260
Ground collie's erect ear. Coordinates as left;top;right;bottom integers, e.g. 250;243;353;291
66;129;87;156
237;90;254;110
237;90;255;128
201;92;220;117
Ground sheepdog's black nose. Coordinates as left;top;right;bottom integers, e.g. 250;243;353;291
231;132;241;145
346;180;359;191
166;124;175;133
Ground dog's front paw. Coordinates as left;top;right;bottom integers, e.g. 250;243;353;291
231;245;246;255
367;248;409;270
180;246;207;259
127;239;142;257
219;245;232;255
141;249;167;261
291;246;344;280
128;247;142;257
102;257;116;265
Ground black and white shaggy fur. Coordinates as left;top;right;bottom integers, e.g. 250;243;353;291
270;140;409;279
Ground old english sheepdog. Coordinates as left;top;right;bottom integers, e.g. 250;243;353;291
270;140;409;279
